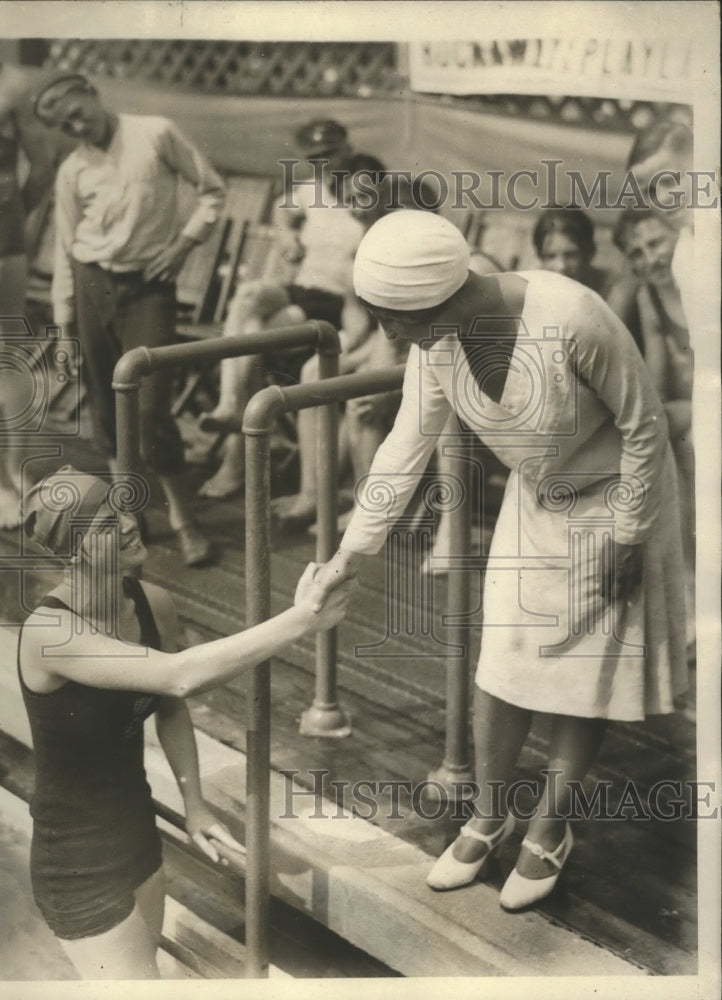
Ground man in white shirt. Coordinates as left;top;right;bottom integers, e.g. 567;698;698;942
34;72;226;565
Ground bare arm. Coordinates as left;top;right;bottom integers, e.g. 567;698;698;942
24;565;353;697
155;696;244;862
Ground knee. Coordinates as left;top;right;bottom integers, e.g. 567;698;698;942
226;282;288;330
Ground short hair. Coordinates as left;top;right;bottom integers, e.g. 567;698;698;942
295;118;348;158
33;72;94;125
612;206;670;252
532;207;596;259
626;120;693;171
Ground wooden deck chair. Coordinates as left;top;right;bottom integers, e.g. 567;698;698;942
172;174;276;418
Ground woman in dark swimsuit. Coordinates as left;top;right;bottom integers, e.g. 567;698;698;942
18;465;351;978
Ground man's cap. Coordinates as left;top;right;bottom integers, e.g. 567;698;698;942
32;70;92;123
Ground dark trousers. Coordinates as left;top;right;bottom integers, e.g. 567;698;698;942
72;261;185;476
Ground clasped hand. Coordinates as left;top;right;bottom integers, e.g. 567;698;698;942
294;554;358;626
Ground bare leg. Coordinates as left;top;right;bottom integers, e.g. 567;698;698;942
275;354;319;523
451;687;532;862
134;866;166;947
157;472;197;532
155;471;211;565
201;282;292;431
58;907;160;980
197;432;246;500
515;714;607;878
347;409;386;483
199;301;305;499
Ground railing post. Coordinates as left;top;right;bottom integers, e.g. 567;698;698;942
299;343;351;737
113;348;152;477
427;429;475;800
242;396;278;979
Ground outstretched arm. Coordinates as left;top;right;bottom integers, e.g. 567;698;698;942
24;565;354;697
310;344;451;606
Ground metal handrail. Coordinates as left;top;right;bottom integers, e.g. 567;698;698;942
111;320;340;980
113;337;475;979
241;364;474;976
112;321;340;472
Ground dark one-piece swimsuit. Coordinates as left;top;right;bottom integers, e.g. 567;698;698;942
18;576;163;940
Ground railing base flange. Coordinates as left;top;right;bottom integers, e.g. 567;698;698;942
424;764;476;803
299;704;352;738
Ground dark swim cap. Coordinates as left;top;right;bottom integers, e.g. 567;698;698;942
23;466;118;558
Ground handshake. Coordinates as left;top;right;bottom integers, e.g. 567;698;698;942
293;549;360;631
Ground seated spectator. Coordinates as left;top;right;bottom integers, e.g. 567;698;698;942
533;205;644;353
196;122;377;500
274;173;431;530
626;120;695;344
613;207;694;647
532;206;612;295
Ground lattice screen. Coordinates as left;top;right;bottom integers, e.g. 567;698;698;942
43;39;691;130
445;93;692;131
44;40;400;98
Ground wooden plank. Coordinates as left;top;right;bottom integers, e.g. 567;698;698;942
162;897;246;978
156;947;200;980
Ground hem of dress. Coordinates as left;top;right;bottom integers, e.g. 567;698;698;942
474;679;681;723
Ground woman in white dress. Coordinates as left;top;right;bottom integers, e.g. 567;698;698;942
310;211;686;910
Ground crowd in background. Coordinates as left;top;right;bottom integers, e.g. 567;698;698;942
0;55;700;981
0;66;695;632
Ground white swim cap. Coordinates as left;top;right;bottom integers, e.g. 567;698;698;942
353;210;470;311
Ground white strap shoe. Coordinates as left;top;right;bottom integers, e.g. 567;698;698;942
499;823;574;911
427;813;515;891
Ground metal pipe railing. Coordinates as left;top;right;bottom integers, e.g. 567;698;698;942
241;364;476;975
114;339;475;977
112;321;340;980
426;430;475;798
112;322;341;474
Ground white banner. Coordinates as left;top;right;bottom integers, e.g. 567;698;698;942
408;38;693;102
